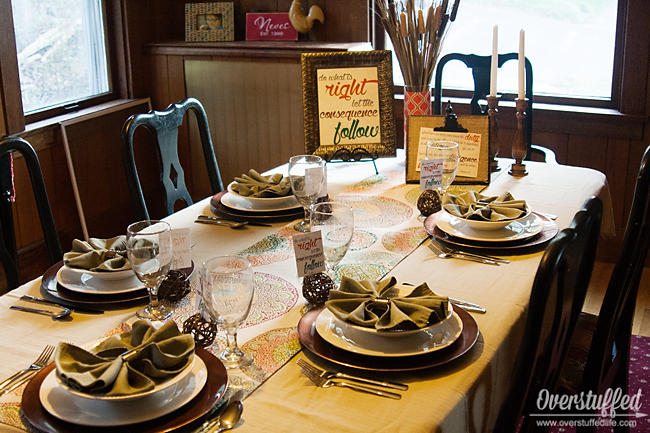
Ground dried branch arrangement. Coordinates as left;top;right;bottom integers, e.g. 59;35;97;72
376;0;460;88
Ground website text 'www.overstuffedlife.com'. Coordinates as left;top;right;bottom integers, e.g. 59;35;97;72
530;388;647;429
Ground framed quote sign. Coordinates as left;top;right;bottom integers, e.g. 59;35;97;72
301;51;396;160
406;114;490;185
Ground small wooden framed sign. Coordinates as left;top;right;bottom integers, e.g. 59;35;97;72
406;114;490;184
185;2;234;42
301;51;396;159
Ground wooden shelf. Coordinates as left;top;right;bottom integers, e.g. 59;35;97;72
144;40;373;60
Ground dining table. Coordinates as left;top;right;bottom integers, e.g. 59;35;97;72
0;149;615;433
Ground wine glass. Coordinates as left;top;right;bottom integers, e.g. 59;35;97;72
288;155;325;232
200;256;254;369
310;202;354;285
426;140;460;197
126;220;173;321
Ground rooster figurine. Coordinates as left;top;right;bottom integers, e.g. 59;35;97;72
289;0;325;33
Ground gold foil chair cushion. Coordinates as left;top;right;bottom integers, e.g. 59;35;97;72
325;276;449;331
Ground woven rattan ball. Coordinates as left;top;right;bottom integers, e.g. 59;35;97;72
302;272;334;305
417;189;442;216
158;269;190;303
183;313;218;348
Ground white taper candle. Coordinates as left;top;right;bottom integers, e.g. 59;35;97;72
490;25;498;97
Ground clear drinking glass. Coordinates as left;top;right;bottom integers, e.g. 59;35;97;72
310;202;354;285
126;220;173;321
200;256;254;369
426;140;460;196
288;155;325;232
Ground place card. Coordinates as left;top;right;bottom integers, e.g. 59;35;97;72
292;231;326;277
420;159;443;191
170;227;191;270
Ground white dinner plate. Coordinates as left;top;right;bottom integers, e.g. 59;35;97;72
221;191;301;213
39;355;207;426
57;355;195;401
56;266;145;294
315;308;463;357
436;211;544;242
226;181;300;210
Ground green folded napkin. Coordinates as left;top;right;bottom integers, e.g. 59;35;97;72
55;319;195;396
325;276;449;331
64;236;131;272
231;169;292;198
443;191;529;221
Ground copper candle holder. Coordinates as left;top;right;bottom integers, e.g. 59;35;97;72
509;98;528;177
486;95;500;173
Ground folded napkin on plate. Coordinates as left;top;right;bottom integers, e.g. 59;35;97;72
55;319;195;396
443;191;529;221
325;276;449;331
231;169;292;198
64;236;131;272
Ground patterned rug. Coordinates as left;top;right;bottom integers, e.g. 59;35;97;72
547;334;650;432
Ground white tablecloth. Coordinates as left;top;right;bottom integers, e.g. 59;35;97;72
0;151;614;432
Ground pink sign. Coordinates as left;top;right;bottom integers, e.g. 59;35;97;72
246;13;298;41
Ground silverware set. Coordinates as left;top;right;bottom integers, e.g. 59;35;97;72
0;345;54;398
297;358;406;400
197;389;245;433
195;215;272;228
428;241;509;266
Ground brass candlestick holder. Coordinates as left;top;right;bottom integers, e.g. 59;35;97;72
486;95;500;172
509;98;529;177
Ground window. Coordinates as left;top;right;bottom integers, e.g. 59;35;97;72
388;0;619;105
11;0;110;115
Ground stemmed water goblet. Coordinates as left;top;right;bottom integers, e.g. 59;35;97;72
426;140;460;197
288;155;325;232
200;256;254;369
126;220;173;321
310;202;354;286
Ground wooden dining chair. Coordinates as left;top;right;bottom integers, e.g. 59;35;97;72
557;145;650;433
0;136;62;291
493;196;603;432
121;97;225;220
433;53;557;164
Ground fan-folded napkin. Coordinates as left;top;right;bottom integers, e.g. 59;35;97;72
55;319;195;396
325;276;449;331
443;191;529;221
231;170;292;198
64;236;131;272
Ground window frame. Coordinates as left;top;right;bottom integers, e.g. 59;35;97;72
375;0;632;113
0;0;127;133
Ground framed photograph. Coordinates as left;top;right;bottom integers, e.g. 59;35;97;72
405;115;490;184
301;51;396;160
185;2;234;42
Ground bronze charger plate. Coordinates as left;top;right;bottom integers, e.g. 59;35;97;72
40;261;194;309
21;347;228;433
298;305;479;371
210;191;303;223
423;211;559;251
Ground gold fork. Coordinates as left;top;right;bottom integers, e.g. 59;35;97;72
297;358;408;391
0;345;55;397
299;361;402;400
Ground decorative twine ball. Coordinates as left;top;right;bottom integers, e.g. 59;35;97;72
183;313;218;348
158;269;190;303
417;189;442;216
302;272;334;305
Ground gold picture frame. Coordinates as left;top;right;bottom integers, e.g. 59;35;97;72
185;2;234;42
301;51;396;159
406;115;490;184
